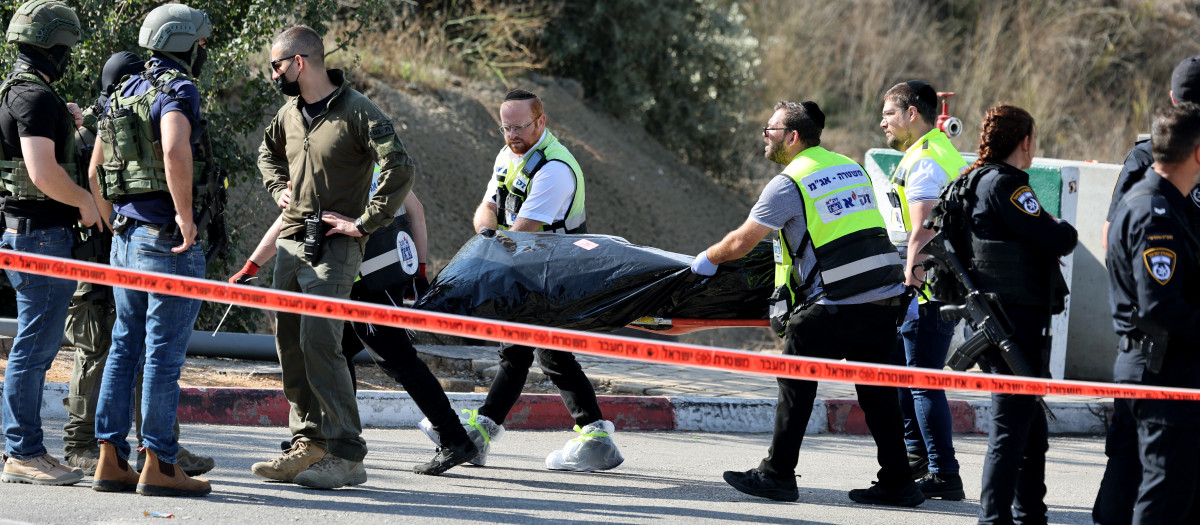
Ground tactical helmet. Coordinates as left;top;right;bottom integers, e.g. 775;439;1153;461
138;3;211;53
5;0;81;49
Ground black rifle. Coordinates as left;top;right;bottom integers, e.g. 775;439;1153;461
920;232;1056;421
196;163;229;265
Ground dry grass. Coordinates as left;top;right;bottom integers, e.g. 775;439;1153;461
333;0;555;88
741;0;1200;175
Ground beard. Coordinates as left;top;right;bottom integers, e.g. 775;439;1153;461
765;139;789;164
887;134;906;151
507;136;531;156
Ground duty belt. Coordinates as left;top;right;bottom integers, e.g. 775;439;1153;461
112;214;179;238
3;215;71;235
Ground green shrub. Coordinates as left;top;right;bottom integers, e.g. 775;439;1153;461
541;0;760;184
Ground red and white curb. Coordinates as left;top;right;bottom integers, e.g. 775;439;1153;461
28;383;1112;435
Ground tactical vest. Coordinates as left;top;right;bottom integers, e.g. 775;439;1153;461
97;68;205;202
493;130;586;234
946;165;1066;309
0;71;83;200
776;147;903;304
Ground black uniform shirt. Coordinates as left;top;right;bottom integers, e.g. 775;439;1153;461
0;64;80;224
1107;173;1200;395
969;162;1077;256
1107;140;1200;223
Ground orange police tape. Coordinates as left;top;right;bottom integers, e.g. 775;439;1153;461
4;249;1198;402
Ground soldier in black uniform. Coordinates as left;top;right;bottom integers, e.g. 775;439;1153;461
1105;102;1200;524
1093;55;1200;525
947;105;1077;524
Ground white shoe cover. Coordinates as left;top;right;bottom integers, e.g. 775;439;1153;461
545;420;624;472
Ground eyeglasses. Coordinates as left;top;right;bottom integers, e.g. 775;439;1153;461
270;54;308;74
499;118;538;135
881;108;903;120
762;127;789;137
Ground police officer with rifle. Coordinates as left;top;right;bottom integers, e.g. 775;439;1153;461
921;105;1075;524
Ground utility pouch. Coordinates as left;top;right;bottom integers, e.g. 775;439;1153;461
768;284;792;338
105;107;140;162
303;213;327;263
886;189;903;209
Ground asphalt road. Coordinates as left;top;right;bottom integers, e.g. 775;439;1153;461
0;419;1107;524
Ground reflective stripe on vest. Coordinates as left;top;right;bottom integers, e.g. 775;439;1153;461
0;72;83;200
494;130;586;233
886;128;967;243
775;146;902;302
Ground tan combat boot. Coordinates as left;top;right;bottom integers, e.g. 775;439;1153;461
136;448;211;497
92;442;139;492
2;453;83;486
251;440;325;482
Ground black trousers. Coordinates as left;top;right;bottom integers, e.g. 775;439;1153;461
338;293;471;447
1093;397;1139;525
758;301;909;486
478;343;602;427
978;305;1050;525
1130;414;1200;523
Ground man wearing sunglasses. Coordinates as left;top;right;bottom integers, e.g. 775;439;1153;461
691;101;920;506
254;25;414;490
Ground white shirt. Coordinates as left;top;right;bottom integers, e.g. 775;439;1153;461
482;130;576;225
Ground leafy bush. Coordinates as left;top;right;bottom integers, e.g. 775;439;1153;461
540;0;760;184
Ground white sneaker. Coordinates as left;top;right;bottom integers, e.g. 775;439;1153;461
545;420;624;472
420;410;503;467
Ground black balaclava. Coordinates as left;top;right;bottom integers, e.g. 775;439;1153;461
17;43;71;82
101;51;144;95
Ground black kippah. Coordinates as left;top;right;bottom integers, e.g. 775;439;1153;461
800;101;825;129
504;88;538;102
904;80;938;109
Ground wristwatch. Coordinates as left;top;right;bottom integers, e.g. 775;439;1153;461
354;218;368;236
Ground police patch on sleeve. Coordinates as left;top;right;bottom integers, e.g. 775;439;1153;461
1009;186;1041;216
369;121;395;140
1190;185;1200;209
1143;247;1176;285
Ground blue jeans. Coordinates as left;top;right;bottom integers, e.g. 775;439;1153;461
2;226;76;459
94;225;203;464
890;299;960;475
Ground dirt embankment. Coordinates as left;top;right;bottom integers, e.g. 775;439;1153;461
228;74;756;275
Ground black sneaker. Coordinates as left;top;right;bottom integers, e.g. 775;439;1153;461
722;468;799;502
413;441;479;476
848;480;924;507
908;452;929;481
916;473;965;500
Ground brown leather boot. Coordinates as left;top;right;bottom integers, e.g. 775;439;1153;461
136;448;211;497
92;442;138;492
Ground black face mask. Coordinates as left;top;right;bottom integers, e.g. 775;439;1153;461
17;44;70;82
274;60;301;97
190;45;208;77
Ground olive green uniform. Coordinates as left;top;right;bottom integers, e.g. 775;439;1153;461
258;69;414;461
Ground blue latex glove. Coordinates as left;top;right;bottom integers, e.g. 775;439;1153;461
690;250;718;276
